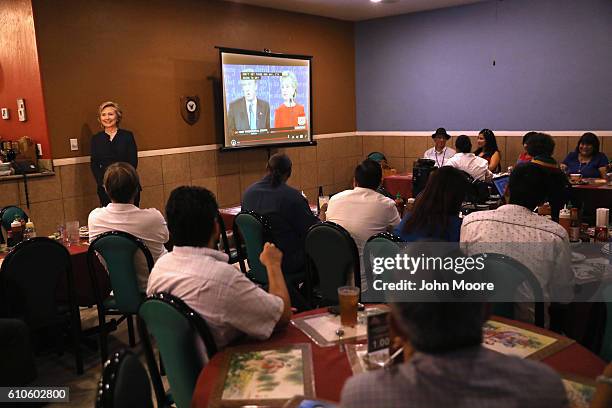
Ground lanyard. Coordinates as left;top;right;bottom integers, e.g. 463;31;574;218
434;148;446;167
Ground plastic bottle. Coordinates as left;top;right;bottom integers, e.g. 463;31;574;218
24;220;36;239
394;192;405;216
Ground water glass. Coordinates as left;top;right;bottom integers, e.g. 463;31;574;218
65;220;80;245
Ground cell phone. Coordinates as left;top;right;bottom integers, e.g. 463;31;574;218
327;303;365;315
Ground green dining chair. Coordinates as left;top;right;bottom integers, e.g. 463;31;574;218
305;221;360;306
87;231;154;365
477;253;545;328
233;210;273;285
216;211;247;274
363;232;404;301
0;237;83;374
0;205;28;244
96;349;153;408
138;292;218;408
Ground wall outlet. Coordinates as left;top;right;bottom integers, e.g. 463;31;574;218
36;143;43;157
70;138;79;151
17;99;26;122
1;108;8;120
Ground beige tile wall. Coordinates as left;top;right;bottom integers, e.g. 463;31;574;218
5;134;610;237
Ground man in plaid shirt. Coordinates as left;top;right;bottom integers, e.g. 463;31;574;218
340;302;568;408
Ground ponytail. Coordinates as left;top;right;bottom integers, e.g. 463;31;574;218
267;153;292;187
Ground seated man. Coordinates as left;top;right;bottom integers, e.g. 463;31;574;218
88;162;169;291
147;186;291;349
242;153;320;286
527;132;570;221
423;127;455;167
321;159;401;290
461;163;574;323
341;302;568;408
444;135;492;181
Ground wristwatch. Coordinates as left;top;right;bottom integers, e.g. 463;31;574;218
596;375;612;385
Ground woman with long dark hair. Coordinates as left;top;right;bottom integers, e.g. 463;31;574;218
561;132;609;179
394;166;468;242
474;128;501;172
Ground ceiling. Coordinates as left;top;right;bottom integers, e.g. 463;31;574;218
222;0;488;22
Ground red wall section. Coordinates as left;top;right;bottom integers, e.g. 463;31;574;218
0;0;50;158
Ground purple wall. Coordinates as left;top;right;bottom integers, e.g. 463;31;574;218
355;0;612;131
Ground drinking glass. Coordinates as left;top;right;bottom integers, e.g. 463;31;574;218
338;286;360;327
65;220;80;245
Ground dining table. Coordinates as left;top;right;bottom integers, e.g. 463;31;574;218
570;179;612;218
190;307;606;407
383;173;413;199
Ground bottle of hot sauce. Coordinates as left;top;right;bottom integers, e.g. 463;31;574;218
558;205;571;237
11;215;23;244
569;207;580;242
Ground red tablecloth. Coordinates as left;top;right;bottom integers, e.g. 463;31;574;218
383;173;413;199
190;309;605;407
219;206;242;231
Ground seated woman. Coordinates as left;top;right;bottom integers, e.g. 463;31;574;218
561;132;609;179
474;128;501;172
517;131;537;164
394;166;468;242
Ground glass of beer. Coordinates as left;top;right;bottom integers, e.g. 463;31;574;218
338;286;360;327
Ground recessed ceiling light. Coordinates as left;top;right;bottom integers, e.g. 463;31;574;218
370;0;382;3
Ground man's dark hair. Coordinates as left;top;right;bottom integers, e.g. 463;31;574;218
166;186;219;247
103;162;140;204
575;132;600;155
526;132;555;157
267;153;292;187
455;135;472;154
522;131;537;146
508;163;548;210
354;159;382;190
392;302;485;353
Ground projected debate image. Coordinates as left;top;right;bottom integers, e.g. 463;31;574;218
221;51;311;150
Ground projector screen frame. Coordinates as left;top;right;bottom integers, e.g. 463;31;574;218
217;46;316;152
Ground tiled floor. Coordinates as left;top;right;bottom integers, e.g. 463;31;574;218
28;307;168;408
